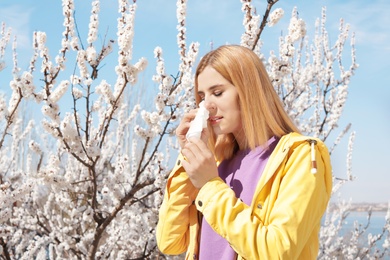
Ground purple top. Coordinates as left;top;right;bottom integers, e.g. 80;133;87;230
199;137;279;259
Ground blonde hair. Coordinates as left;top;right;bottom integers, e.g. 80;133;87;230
195;45;300;160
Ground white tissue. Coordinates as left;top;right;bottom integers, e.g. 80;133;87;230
186;101;209;140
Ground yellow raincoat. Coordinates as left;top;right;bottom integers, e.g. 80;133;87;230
157;132;332;259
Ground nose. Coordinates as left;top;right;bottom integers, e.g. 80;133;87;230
203;98;216;112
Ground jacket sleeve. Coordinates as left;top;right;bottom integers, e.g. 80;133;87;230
194;139;332;259
156;154;199;255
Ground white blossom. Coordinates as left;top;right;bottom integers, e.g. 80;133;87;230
95;79;114;103
0;94;7;119
288;8;306;42
240;0;261;48
49;80;69;103
87;1;100;44
76;49;89;78
86;46;97;65
29;140;42;154
268;8;284;27
288;17;306;42
72;87;83;99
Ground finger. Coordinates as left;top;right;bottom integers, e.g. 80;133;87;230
181;158;190;171
189;136;209;153
175;122;191;137
175;110;198;136
183;109;198;123
186;138;209;162
181;146;196;163
200;127;210;144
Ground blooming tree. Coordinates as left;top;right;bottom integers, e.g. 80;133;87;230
0;0;389;259
0;0;197;258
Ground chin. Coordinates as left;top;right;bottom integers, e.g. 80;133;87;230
212;129;228;137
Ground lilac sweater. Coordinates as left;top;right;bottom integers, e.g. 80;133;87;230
199;137;279;259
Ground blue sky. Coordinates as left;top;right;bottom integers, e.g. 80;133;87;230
0;0;389;203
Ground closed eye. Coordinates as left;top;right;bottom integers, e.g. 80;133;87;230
213;91;222;97
197;85;224;100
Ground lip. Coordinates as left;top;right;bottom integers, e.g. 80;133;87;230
208;116;222;125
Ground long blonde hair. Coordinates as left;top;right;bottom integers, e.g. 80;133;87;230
194;45;300;161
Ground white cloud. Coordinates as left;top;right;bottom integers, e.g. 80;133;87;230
327;0;390;52
0;5;33;51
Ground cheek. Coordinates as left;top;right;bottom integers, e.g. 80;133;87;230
226;105;242;128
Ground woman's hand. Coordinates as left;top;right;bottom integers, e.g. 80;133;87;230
181;131;218;189
175;109;198;150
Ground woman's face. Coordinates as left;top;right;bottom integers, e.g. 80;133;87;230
197;66;245;147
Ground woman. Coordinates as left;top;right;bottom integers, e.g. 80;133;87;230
156;45;332;259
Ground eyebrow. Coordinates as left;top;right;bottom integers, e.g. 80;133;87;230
197;84;224;95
